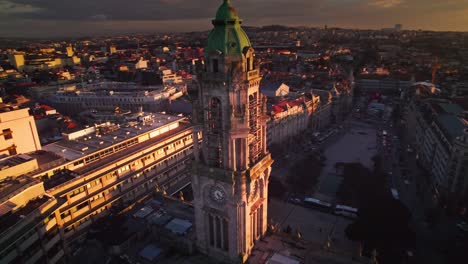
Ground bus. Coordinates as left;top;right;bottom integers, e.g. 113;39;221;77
303;197;333;212
391;188;399;200
333;205;358;219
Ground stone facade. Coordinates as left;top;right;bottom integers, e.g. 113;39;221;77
266;94;319;146
309;89;333;131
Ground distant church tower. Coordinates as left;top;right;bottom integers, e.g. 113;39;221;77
191;0;273;263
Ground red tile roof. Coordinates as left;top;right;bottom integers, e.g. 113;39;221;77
271;97;307;115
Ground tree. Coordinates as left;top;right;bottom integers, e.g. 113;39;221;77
287;154;323;195
339;161;415;263
346;193;415;264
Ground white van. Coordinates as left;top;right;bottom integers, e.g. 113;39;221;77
333;205;358;219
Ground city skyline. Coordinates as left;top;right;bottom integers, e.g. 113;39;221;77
1;0;468;38
0;1;467;264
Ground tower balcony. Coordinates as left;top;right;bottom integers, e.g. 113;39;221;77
247;69;260;80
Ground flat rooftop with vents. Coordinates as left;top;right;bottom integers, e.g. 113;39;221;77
42;113;187;162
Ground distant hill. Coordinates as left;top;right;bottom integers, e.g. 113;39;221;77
261;25;294;31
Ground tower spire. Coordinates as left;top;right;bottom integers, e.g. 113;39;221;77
207;0;250;56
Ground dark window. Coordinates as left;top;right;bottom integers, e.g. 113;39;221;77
223;218;229;251
209;215;214;246
215;216;221;248
77;202;88;210
8;148;16;155
64;226;73;233
60;211;70;219
213;59;219;73
3;129;12;140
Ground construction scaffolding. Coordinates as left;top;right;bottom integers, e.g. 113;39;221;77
248;93;262;164
206;97;223;168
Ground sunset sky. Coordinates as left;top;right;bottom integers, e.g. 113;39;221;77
1;0;467;37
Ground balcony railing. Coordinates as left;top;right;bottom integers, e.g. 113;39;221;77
19;232;39;251
49;249;64;264
44;233;61;251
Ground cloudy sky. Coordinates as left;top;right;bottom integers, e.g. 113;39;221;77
1;0;467;38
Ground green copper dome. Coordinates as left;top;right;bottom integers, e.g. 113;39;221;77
206;0;251;56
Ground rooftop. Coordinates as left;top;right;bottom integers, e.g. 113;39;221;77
165;218;192;235
436;114;467;141
0;108;31;123
438;102;464;115
269;97;308;116
54;88;175;98
0;176;41;204
42;113;186;162
43;169;77;190
74;121;192;176
27;150;66;172
0;154;34;172
59;81;183;92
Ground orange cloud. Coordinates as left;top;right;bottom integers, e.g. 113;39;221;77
368;0;405;8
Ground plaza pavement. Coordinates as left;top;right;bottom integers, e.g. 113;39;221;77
314;118;378;202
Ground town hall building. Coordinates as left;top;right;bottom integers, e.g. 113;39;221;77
191;1;274;263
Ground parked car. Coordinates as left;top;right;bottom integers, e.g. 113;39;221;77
457;222;468;232
288;197;302;205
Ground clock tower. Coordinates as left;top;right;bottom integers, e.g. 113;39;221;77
191;0;273;263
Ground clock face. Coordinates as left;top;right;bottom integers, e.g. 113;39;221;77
210;185;226;204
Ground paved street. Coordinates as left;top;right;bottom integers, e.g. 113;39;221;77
268;96;465;263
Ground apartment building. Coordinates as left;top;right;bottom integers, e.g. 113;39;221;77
356;78;414;92
8;52;81;73
329;81;354;124
0;108;41;157
0;155;62;264
0;113;200;264
406;98;468;206
308;89;333;131
48;86;184;115
266;94;319;146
